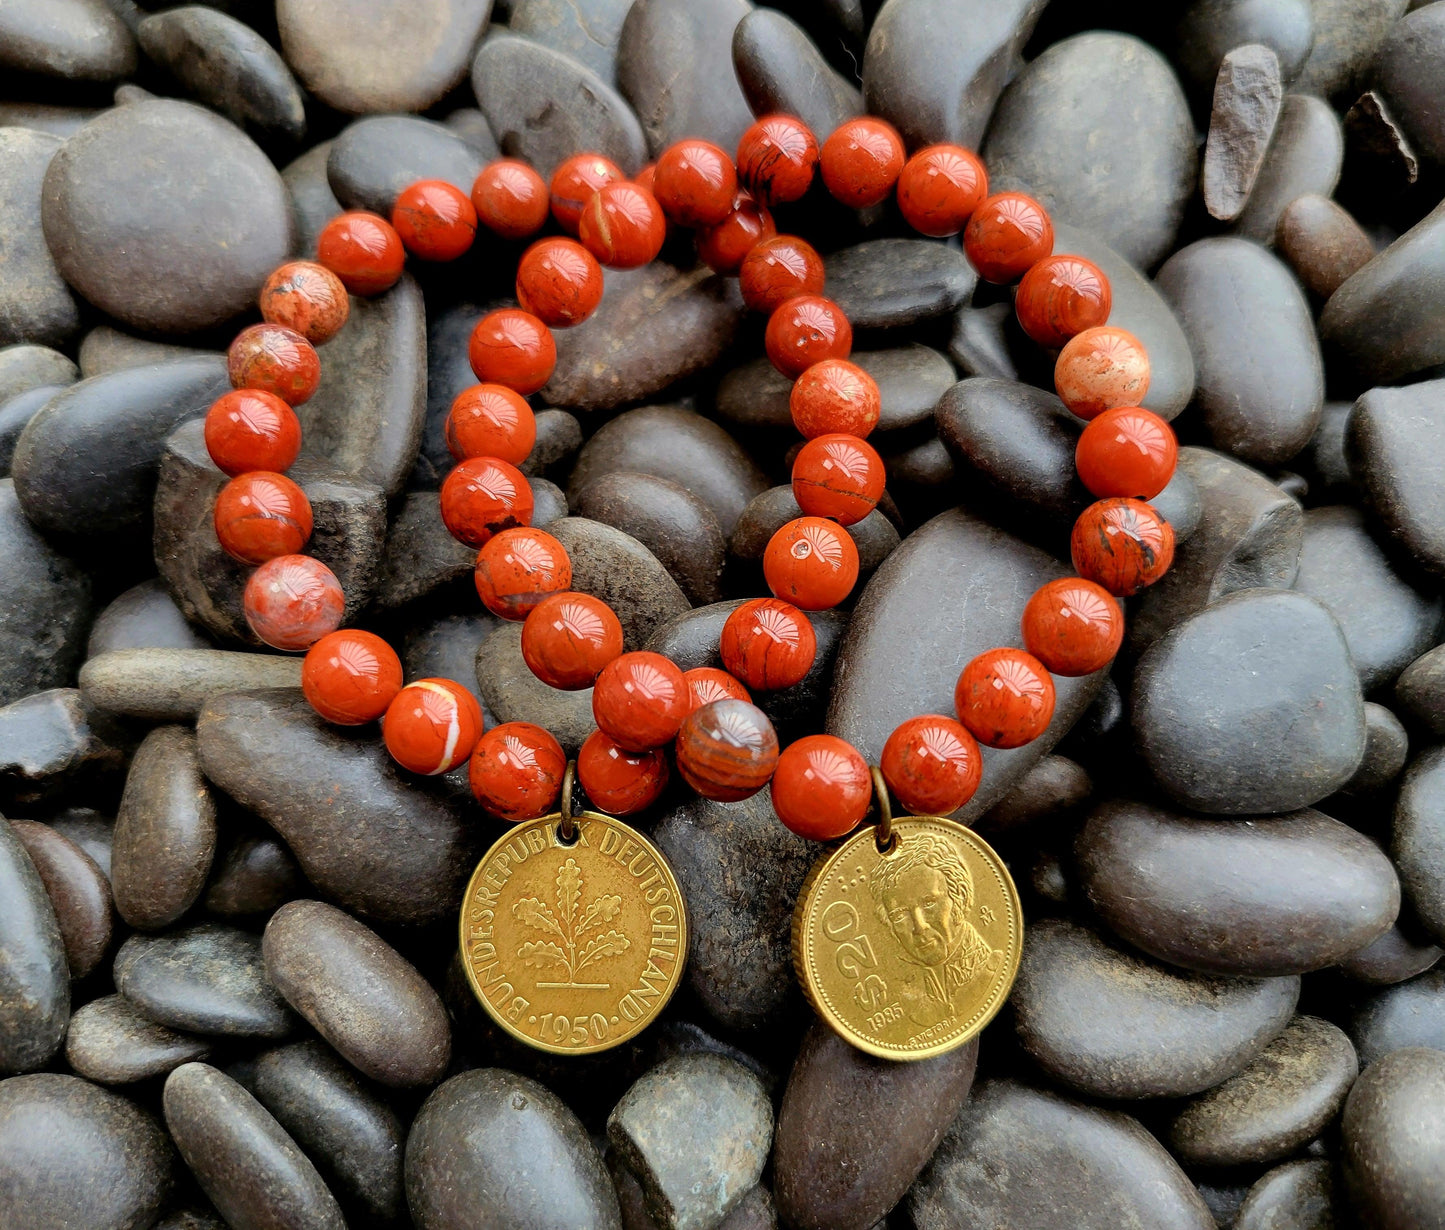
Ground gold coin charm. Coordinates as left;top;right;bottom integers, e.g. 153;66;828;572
792;815;1023;1060
459;811;688;1055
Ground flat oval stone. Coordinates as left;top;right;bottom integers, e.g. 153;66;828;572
1297;0;1408;95
405;1068;622;1229
81;649;301;722
475;621;595;754
164;1061;345;1230
282;141;342;258
1340;922;1441;986
10;820;111;979
87;580;208;658
0;129;79;348
1375;2;1445;166
908;1079;1214;1230
327;116;484;216
510;0;634;80
77;325;219;379
1349;966;1445;1065
1342;1048;1445;1229
1012;919;1300;1099
1393;746;1445;945
1203;44;1284;223
66;994;212;1084
1276;194;1375;300
0;1072;171;1230
1235;1158;1341;1230
1234;93;1344;244
0;344;77;404
205;832;303;920
823;240;976;331
41;100;292;335
732;8;861;139
0;0;136;79
0;818;68;1074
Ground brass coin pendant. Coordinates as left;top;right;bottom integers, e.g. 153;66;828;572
792;816;1022;1061
459;812;688;1056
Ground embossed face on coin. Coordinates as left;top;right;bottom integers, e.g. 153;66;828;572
459;812;688;1055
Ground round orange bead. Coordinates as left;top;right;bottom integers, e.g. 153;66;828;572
445;384;536;465
1015;255;1112;349
675;698;779;802
391;180;477;261
578;729;670;815
592;651;689;752
736;114;819;206
770;734;871;840
954;647;1056;749
227;323;321;407
791;433;886;525
440;457;533;548
789;359;880;439
471;159;550;241
1021;578;1123;677
880;715;982;815
739;234;825;314
1054;326;1153;421
469;721;567;822
259;261;350;344
516;237;604;328
578;181;666;269
696;190;775;274
819;117;905;209
204;389;301;476
301;629;403;725
550;153;625;234
896;144;988;237
1071;498;1175;596
1076;406;1178;499
521;591;624;690
468;309;556;395
765;293;852;378
383;678;484;775
243;555;345;652
963;192;1054;284
315;210;405;296
652;139;737;227
214;471;312;564
473;526;572;620
682;666;751;713
719;597;816;692
764;516;860;611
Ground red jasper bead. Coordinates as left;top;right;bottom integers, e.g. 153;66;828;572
896;144;988;237
243;555;344;652
790;359;880;439
592;651;689;752
880;715;982;815
204;389;301;476
440;457;533;548
521;591;624;690
683;666;751;713
578;181;666;269
550;153;625;234
214;471;312;564
474;526;572;620
675;698;779;802
1076;406;1178;499
578;729;670;815
764;516;860;611
515;237;604;329
736;114;819;206
963;192;1054;284
468;309;556;395
1072;498;1175;596
652;139;737;227
259;261;350;344
720;598;816;692
445;384;536;465
765;294;852;378
383;678;484;775
391;180;477;261
696;191;775;274
1054;326;1153;421
469;721;567;822
227;323;321;406
739;234;825;314
1021;577;1123;677
315;211;405;296
770;734;871;841
471;159;550;241
954;647;1056;749
1015;255;1112;349
301;629;403;725
792;433;886;526
820;117;905;209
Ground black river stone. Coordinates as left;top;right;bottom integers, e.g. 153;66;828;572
823;240;976;331
1341;1048;1445;1229
0;816;68;1074
10;819;112;980
0;0;136;80
1392;746;1445;946
509;0;634;80
0;129;79;349
65;995;212;1085
1349;966;1445;1065
87;579;210;657
1374;2;1445;167
326;116;485;216
1396;645;1445;733
1171;0;1315;89
1235;1158;1342;1230
731;8;862;140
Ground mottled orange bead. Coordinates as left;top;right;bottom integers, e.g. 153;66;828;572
471;159;550;241
770;734;871;840
301;629;403;725
204;389;301;476
764;516;859;611
445;383;536;465
469;721;566;822
1071;498;1175;596
880;715;982;815
550;153;625;234
720;598;816;692
259;261;350;344
896;144;988;237
391;180;477;261
578;729;670;815
439;457;533;548
789;359;880;439
792;433;885;525
954;647;1056;749
578;181;667;269
227;323;321;407
1075;406;1177;499
516;237;604;327
474;526;572;620
1015;255;1112;349
468;308;556;395
383;678;484;775
521;591;624;690
243;555;345;652
1054;326;1152;421
1021;578;1123;677
675;698;779;802
696;190;775;274
652;139;737;227
736;114;818;206
213;471;312;564
592;651;689;752
316;210;404;296
739;234;825;314
819;117;905;209
682;667;751;713
765;293;852;378
963;192;1054;284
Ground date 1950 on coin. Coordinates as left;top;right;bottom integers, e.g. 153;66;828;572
459;812;688;1055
